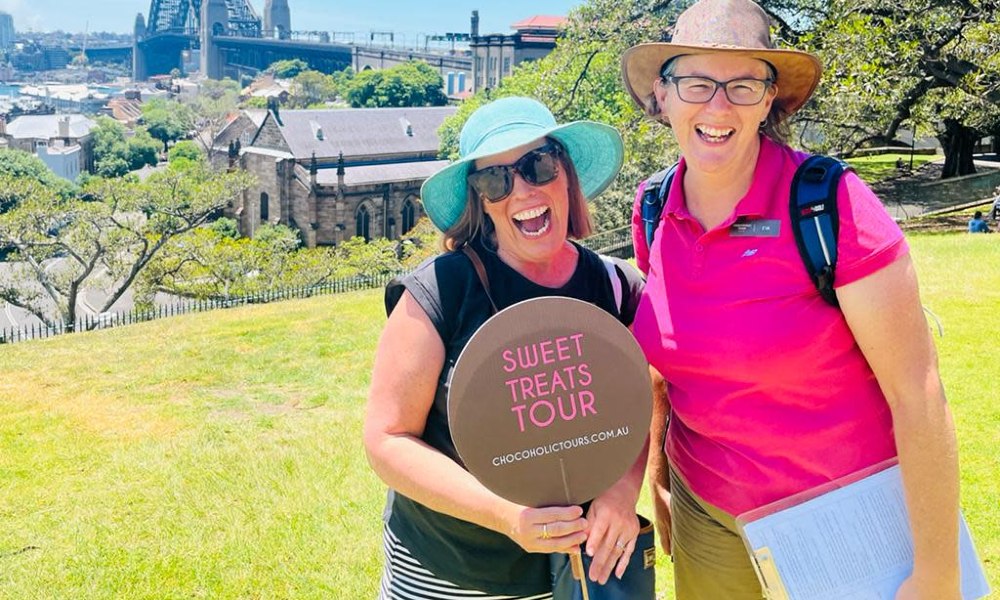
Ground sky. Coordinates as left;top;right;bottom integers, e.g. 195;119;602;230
0;0;582;42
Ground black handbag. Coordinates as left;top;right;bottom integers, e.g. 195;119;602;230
550;515;656;600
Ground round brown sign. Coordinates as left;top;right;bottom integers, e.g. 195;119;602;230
448;297;652;507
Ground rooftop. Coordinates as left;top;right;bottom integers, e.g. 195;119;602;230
511;15;567;31
256;106;457;160
5;114;96;139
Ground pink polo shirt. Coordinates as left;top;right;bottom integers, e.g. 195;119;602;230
631;136;908;516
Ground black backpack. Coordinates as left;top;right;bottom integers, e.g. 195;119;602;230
639;155;850;307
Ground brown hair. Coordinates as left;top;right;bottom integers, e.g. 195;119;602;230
442;139;593;250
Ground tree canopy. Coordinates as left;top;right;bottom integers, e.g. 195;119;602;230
141;98;195;153
346;61;448;108
91;116;160;178
267;59;310;79
771;0;1000;177
438;0;1000;233
0;164;254;329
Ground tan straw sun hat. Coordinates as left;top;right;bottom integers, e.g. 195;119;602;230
621;0;822;120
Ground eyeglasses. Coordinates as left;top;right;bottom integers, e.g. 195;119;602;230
468;142;561;203
661;75;774;106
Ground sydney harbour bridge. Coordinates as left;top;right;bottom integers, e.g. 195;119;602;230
132;0;472;83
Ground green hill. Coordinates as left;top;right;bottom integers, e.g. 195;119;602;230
1;233;997;598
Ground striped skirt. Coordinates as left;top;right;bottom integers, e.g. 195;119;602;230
377;524;554;600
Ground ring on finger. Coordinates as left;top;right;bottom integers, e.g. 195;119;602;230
615;539;627;552
542;523;550;540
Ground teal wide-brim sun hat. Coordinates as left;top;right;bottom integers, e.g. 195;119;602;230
421;97;624;232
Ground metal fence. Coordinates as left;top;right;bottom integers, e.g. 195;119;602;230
0;272;402;345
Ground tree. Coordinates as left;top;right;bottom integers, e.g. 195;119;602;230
0;164;254;329
92;116;131;177
760;0;1000;177
267;59;309;79
126;129;161;170
91;117;162;177
0;149;76;212
346;61;448;108
185;78;241;154
438;0;682;229
289;69;338;108
141;98;194;153
168;140;203;163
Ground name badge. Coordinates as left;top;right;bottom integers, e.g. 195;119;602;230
730;219;780;238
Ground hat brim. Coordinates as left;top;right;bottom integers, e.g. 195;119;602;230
421;120;624;232
621;43;822;120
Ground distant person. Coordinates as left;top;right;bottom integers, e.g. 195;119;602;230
968;211;990;233
989;188;1000;221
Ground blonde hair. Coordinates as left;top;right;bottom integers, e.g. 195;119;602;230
442;139;593;250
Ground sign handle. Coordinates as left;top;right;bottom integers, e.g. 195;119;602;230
559;458;591;600
570;553;591;600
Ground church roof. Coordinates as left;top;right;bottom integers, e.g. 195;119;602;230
315;159;450;187
256;106;456;161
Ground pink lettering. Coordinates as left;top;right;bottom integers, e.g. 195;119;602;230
578;390;597;417
555;336;571;361
505;378;521;402
569;333;584;357
576;363;592;387
529;399;556;428
556;394;578;421
539;340;555;365
516;345;540;369
518;376;536;399
501;349;517;373
511;404;528;432
533;371;550;397
550;369;567;393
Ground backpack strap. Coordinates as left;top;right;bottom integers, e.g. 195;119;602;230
461;244;499;315
641;163;679;249
790;155;850;307
600;255;623;315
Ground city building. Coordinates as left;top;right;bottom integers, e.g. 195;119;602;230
0;11;14;51
220;104;455;247
470;13;566;93
0;113;96;180
18;84;111;114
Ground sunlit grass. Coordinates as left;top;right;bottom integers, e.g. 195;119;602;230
846;152;936;184
0;234;996;598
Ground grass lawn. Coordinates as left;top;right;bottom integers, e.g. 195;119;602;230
846;152;936;184
1;233;997;598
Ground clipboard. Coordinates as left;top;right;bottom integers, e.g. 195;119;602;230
735;459;991;600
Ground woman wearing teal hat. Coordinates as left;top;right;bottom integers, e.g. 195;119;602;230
364;97;648;598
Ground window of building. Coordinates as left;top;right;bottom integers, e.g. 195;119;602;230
260;192;269;222
503;57;511;74
356;204;371;242
401;198;416;235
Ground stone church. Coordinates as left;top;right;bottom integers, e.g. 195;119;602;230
216;103;455;247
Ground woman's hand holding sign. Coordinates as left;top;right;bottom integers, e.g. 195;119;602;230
584;446;645;584
507;505;588;554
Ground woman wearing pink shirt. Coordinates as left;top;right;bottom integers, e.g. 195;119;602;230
621;0;960;598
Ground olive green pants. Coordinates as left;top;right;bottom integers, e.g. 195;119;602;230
669;469;765;600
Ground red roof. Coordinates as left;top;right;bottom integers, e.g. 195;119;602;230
511;15;567;31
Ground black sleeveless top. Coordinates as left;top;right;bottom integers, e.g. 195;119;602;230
383;236;643;595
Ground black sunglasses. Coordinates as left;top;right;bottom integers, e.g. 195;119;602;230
468;142;562;203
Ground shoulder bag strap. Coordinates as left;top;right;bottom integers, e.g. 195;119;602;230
461;244;499;315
